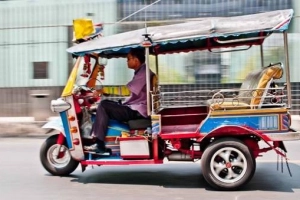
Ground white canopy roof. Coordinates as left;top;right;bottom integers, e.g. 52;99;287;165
67;9;293;58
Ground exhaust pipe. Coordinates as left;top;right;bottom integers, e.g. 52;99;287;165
167;152;193;161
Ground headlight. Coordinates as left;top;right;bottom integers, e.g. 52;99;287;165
50;98;71;113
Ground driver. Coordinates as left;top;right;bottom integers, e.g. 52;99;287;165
84;48;154;153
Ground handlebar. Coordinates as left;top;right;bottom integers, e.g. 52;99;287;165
72;85;101;109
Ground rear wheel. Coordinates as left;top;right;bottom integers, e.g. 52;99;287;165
201;138;255;190
40;134;79;176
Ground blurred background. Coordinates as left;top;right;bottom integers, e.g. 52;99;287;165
0;0;299;120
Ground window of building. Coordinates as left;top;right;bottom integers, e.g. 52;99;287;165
145;0;155;4
174;0;183;3
33;61;49;79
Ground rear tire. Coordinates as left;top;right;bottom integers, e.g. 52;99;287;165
201;138;255;190
40;134;79;176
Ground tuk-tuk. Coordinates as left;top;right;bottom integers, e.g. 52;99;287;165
40;9;299;190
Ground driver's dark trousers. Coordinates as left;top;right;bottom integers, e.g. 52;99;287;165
91;100;143;142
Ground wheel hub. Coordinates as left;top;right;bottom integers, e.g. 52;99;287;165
47;144;71;169
225;162;232;168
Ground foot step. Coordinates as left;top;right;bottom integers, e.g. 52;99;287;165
84;148;112;156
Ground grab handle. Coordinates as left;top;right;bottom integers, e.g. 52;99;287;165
213;35;270;44
209;45;252;53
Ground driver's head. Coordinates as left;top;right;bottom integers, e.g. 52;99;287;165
127;48;145;70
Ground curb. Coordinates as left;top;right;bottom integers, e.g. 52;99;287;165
0;134;49;139
0;116;60;137
0;120;53;138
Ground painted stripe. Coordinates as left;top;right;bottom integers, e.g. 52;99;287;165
60;111;72;148
200;115;281;133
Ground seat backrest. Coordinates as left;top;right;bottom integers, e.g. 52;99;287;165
238;63;283;108
151;74;159;93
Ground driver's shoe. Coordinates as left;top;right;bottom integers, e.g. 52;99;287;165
83;143;105;153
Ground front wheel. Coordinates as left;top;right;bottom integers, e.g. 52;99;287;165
40;134;79;176
201;138;255;190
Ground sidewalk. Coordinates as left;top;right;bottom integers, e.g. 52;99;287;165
0;117;59;137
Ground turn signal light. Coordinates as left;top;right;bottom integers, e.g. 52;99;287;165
70;127;78;133
68;116;76;121
73;138;80;145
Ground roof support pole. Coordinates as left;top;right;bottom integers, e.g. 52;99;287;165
260;44;264;68
283;31;292;108
145;46;151;116
155;54;159;75
142;33;153;116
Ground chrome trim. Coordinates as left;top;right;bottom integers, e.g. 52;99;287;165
265;132;300;141
145;47;151;116
214;35;270;44
50;98;71;113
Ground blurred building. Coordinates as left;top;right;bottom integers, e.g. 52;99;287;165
0;0;118;118
118;0;294;84
119;0;292;20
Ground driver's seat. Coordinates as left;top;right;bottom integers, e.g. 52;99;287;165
128;118;152;130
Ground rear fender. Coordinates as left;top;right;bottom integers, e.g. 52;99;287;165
199;125;287;158
201;125;270;141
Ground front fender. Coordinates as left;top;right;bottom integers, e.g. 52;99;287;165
42;117;65;136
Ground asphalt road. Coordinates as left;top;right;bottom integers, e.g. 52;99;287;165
0;137;300;200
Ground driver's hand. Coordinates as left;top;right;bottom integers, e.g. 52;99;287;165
92;89;101;97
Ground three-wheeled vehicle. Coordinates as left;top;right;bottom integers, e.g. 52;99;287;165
40;9;300;190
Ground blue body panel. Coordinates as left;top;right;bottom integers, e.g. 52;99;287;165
60;111;72;148
107;120;129;136
105;120;130;157
200;114;281;134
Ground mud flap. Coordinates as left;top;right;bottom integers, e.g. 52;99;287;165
277;141;287;153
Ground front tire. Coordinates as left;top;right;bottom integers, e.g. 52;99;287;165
40;134;79;176
201;138;255;190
